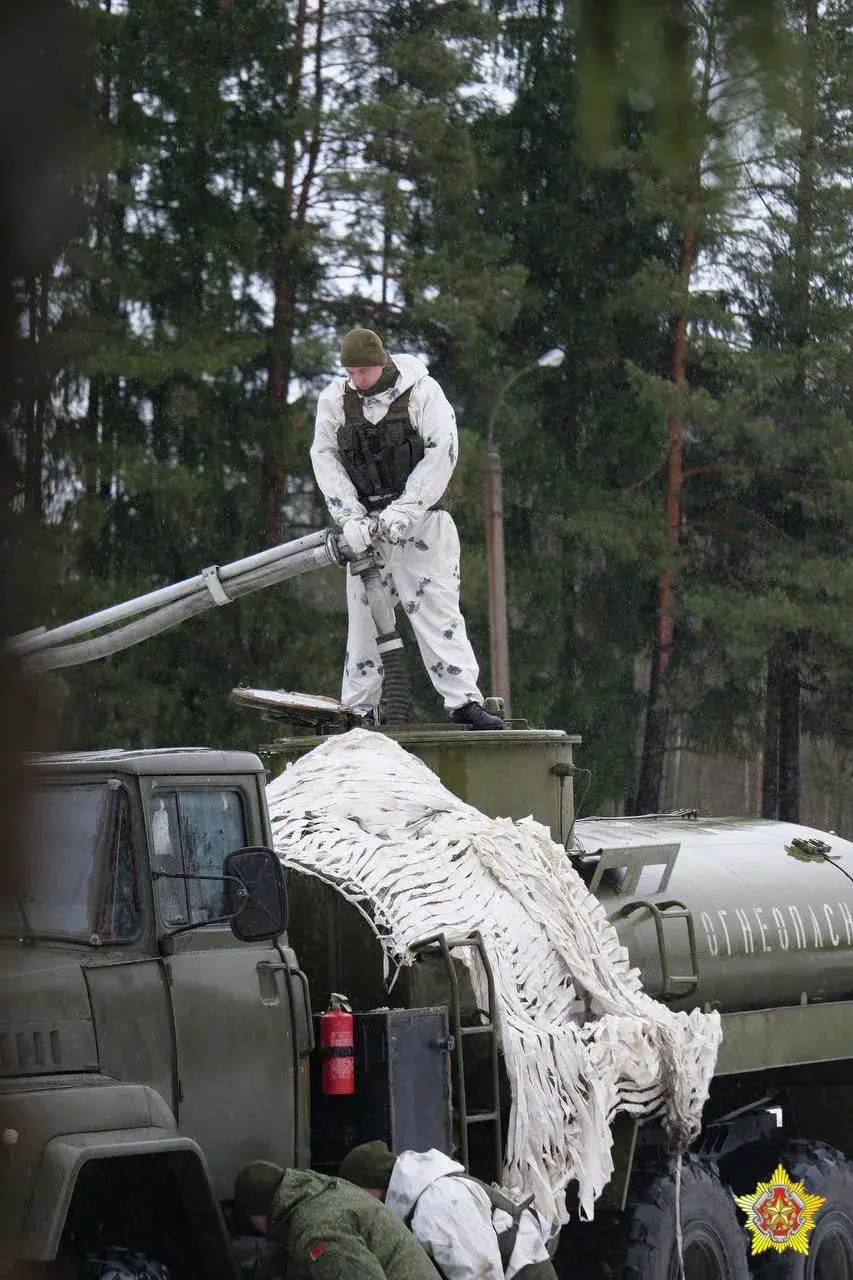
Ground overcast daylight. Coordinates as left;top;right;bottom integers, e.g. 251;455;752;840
2;2;853;1277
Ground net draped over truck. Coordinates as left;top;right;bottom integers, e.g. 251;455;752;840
266;729;722;1228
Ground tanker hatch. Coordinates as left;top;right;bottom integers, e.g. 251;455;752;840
233;686;581;845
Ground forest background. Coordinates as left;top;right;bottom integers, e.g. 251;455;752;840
4;0;853;829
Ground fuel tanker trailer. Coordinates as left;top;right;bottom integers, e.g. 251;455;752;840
564;813;853;1277
569;814;853;1018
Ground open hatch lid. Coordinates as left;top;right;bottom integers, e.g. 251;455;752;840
231;687;361;730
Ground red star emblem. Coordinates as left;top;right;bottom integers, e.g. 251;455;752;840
755;1185;805;1241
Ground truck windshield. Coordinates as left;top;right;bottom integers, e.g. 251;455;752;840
7;782;140;943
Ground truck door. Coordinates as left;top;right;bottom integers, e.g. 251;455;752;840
145;777;298;1198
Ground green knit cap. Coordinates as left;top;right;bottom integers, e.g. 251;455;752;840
337;1140;396;1191
340;328;387;368
234;1160;285;1217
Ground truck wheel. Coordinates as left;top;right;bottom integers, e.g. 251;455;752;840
79;1248;173;1280
742;1141;853;1280
561;1154;750;1280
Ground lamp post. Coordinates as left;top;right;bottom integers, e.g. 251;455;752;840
484;347;565;718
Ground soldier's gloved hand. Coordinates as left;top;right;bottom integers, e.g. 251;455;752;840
377;505;411;545
341;516;375;557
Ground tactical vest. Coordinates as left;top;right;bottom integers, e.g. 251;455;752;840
337;384;424;511
404;1171;535;1276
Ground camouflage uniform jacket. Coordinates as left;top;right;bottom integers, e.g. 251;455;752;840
267;1169;442;1280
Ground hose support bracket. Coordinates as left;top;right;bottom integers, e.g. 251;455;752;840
202;566;231;606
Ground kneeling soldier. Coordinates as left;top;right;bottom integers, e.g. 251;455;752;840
233;1160;443;1280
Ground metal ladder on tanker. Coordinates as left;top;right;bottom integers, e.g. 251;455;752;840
408;931;503;1183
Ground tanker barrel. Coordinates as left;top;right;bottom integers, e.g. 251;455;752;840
578;816;853;1015
12;528;348;672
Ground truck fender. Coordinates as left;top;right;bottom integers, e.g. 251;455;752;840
21;1127;216;1262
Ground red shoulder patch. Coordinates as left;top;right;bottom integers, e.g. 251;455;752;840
309;1242;328;1261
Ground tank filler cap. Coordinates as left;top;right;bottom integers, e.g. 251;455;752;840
785;836;837;862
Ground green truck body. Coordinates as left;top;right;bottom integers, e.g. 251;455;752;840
2;749;310;1277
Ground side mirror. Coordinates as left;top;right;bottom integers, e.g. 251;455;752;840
224;846;288;943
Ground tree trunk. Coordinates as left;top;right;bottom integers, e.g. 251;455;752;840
778;0;816;821
633;6;717;813
632;197;697;813
267;262;296;545
762;637;802;823
777;642;801;823
265;0;325;547
760;0;817;821
23;276;44;523
761;651;781;818
634;646;671;813
85;378;102;503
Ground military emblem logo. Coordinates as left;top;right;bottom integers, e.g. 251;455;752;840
734;1163;826;1255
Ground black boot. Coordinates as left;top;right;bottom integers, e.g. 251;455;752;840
450;701;505;731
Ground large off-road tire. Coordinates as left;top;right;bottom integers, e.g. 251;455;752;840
79;1248;172;1279
559;1154;750;1280
737;1141;853;1280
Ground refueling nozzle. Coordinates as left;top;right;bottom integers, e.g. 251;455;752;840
345;543;413;725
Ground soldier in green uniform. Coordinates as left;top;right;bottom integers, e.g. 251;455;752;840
233;1161;443;1280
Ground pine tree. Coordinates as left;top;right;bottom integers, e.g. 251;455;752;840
707;0;853;820
434;15;679;805
7;0;349;748
630;0;853;821
6;0;501;747
572;0;792;169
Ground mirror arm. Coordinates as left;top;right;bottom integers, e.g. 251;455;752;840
154;871;249;936
153;870;246;889
164;909;242;937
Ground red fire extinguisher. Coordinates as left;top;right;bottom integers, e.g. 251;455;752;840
320;993;355;1095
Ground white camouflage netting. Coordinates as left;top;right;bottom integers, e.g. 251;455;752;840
266;729;722;1228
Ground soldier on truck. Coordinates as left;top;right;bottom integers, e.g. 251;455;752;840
310;327;503;732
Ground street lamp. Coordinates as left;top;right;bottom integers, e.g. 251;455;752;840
484;347;565;718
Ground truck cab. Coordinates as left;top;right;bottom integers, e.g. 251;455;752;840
1;749;310;1277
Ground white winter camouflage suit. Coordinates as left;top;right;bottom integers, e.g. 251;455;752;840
311;353;485;717
385;1149;554;1280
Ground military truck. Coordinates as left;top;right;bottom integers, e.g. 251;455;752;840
4;531;853;1279
1;748;308;1278
261;720;853;1280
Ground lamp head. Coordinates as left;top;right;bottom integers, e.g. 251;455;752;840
537;347;565;369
